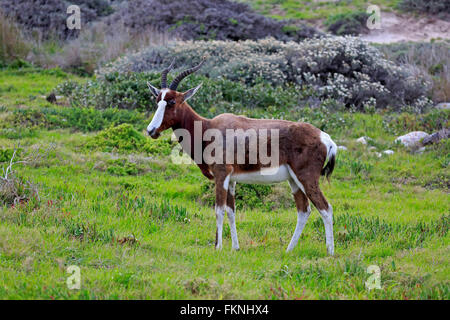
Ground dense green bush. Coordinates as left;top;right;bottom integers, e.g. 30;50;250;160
106;159;140;176
383;109;450;135
200;181;273;210
0;147;16;163
86;124;174;155
325;12;370;36
399;0;450;21
4;106;147;132
57;72;305;117
98;37;431;110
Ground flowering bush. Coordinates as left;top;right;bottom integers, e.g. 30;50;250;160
56;72;303;117
98;37;431;110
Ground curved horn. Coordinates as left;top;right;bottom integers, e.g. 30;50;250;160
169;57;206;91
161;58;175;88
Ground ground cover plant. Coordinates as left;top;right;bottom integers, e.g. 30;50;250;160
0;65;448;299
240;0;400;21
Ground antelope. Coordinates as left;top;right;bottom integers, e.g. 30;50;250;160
146;59;337;255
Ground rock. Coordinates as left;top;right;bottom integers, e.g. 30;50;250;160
368;146;377;151
422;128;450;145
395;131;430;148
45;93;63;104
337;146;348;151
383;150;394;155
375;152;382;158
435;102;450;110
356;137;368;145
46;93;57;103
415;147;426;154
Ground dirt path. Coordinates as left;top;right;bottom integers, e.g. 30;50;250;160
361;12;450;43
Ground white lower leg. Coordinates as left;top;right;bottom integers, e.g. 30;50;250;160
319;205;334;256
226;205;240;250
215;205;225;249
286;206;311;252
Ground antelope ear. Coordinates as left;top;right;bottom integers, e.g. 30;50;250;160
183;83;202;102
147;82;160;98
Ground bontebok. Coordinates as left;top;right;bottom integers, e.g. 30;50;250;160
147;59;337;255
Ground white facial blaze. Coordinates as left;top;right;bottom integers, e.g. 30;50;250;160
147;89;168;133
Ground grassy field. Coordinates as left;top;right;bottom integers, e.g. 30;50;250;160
0;68;449;299
240;0;400;21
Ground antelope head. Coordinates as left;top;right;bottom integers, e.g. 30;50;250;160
146;59;204;139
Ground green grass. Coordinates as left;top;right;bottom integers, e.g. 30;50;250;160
239;0;400;21
0;68;448;299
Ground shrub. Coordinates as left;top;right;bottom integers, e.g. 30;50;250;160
4;106;147;132
86;123;148;153
0;146;40;207
106;159;140;176
0;0;114;41
43;106;147;132
86;123;174;155
0;12;29;66
57;73;156;110
383;109;450;135
200;181;273;210
103;0;320;42
377;41;450;103
399;0;450;21
30;21;171;76
98;37;431;110
326;12;370;36
57;72;302;117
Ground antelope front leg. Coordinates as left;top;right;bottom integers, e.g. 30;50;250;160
226;181;239;250
214;178;228;250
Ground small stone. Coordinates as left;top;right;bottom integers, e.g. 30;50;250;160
368;146;377;151
356;137;368;145
46;93;57;103
395;131;430;148
415;147;426;154
422;128;450;145
435;102;450;110
375;152;382;158
337;146;348;151
383;150;394;155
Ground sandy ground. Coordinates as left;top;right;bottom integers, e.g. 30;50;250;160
360;12;450;43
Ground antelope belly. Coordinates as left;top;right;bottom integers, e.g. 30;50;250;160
230;165;290;184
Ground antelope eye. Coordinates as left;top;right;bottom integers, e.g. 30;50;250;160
167;99;176;106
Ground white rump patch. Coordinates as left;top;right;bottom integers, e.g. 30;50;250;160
320;131;337;160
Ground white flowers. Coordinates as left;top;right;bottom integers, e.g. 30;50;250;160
97;36;431;110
